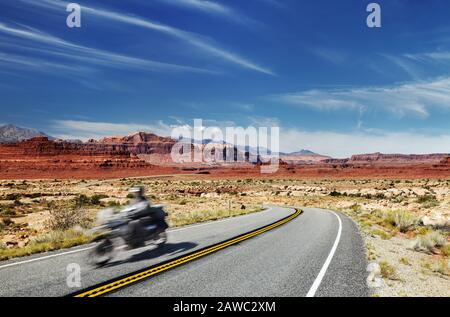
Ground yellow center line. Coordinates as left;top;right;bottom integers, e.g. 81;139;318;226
73;209;302;297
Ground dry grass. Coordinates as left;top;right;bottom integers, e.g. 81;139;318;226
399;257;410;266
47;204;92;231
369;228;393;240
168;206;263;227
380;210;419;233
0;229;92;261
431;259;450;276
411;231;447;253
421;258;450;276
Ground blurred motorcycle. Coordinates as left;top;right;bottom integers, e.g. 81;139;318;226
88;204;169;267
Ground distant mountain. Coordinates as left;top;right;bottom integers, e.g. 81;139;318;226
280;149;331;163
0;124;54;143
282;149;318;156
98;132;173;145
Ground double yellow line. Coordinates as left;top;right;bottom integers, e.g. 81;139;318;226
72;208;302;297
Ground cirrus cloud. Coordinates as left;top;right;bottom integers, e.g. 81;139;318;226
272;77;450;118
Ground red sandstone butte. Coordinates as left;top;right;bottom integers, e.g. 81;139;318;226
0;134;450;180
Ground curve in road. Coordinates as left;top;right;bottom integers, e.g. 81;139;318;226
0;206;369;297
72;209;302;297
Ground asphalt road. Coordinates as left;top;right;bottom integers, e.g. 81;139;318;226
0;206;369;297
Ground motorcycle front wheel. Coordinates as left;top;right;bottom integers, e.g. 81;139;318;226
154;232;167;247
89;238;114;267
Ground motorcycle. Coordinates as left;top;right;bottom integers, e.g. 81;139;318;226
88;204;169;267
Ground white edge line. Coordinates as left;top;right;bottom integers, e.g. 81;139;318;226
0;207;286;270
0;246;95;270
306;210;343;297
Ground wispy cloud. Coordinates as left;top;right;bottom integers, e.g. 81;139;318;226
381;54;423;80
0;23;215;75
51;120;176;140
307;46;347;65
20;0;274;75
272;77;450;118
382;47;450;80
405;50;450;66
0;51;93;74
155;0;261;27
156;0;233;17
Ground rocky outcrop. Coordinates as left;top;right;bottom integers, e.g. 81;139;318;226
0;137;131;158
2;132;450;179
0;135;166;178
349;153;449;164
440;156;450;165
0;133;178;158
98;132;176;155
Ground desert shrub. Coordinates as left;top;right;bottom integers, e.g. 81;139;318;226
415;226;430;236
47;207;91;231
90;194;108;205
412;235;436;252
2;217;13;226
24;193;43;199
0;208;16;217
74;194;90;207
366;242;377;261
329;190;341;197
432;260;449;275
423;259;450;276
126;193;135;199
349;204;362;213
412;231;447;253
391;196;405;204
107;201;121;208
374;193;386;200
382;210;418;233
379;261;398;280
399;257;410;265
441;244;450;257
369;229;392;240
4;193;21;201
429;231;447;247
416;195;439;208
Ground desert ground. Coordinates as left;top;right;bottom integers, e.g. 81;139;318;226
0;175;449;297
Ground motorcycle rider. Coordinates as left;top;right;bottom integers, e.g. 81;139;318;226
88;187;169;266
124;186;168;247
128;186;151;210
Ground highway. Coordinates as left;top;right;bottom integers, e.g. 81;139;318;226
0;206;369;297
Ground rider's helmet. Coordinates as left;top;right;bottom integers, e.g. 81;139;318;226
129;186;145;199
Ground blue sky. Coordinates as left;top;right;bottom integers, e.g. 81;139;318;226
1;0;450;157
